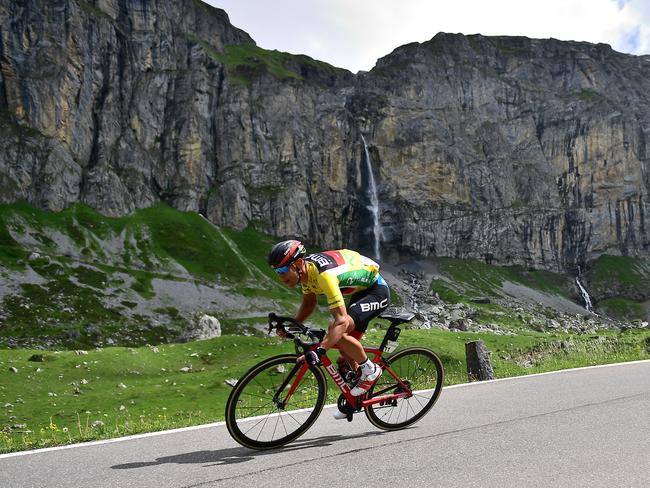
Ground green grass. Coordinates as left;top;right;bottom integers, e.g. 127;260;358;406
185;34;343;86
222;226;286;284
185;36;301;85
0;222;26;269
588;255;650;313
597;297;646;321
0;335;292;452
0;202;261;282
0;201;294;285
127;206;240;281
430;258;571;302
429;255;650;326
1;327;648;453
1;203;649;452
389;287;403;306
576;89;605;103
430;278;465;303
589;255;650;288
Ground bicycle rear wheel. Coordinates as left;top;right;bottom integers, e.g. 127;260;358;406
365;347;444;430
225;354;326;449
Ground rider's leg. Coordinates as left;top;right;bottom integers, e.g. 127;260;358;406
335;317;379;380
345;281;390;396
340;281;389;366
331;316;366;366
337;349;357;371
337;328;364;372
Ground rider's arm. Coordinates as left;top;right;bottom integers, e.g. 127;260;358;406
319;305;349;350
313;272;348;351
295;293;317;323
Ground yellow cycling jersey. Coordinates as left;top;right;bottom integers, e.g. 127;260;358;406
301;249;380;309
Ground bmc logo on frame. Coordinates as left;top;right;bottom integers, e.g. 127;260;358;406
326;364;346;388
360;298;388;312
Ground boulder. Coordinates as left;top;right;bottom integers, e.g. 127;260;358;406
181;314;222;341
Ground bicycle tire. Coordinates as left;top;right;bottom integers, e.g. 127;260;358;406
225;354;327;449
365;347;444;430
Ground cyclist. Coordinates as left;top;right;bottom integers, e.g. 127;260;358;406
267;240;390;418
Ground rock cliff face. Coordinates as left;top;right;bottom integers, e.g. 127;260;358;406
1;0;649;272
364;35;650;272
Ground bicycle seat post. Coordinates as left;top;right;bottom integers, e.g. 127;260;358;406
378;324;400;352
377;310;415;353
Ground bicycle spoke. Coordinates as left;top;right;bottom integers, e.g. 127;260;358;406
409;392;427;410
397;402;404;420
378;404;392;423
278;411;290;438
405;397;418;419
239;391;278;402
281;409;307;426
236;403;274;417
245;412;272;438
256;414;273;441
271;413;281;441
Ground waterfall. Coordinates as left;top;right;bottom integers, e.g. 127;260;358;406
361;135;382;260
576;266;594;312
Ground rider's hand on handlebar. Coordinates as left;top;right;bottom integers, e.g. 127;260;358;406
296;351;320;365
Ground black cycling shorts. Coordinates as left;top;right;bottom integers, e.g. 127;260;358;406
347;276;390;333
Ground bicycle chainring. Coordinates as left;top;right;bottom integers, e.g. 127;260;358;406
337;394;354;414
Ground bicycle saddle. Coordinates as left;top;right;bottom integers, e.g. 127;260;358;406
379;309;415;325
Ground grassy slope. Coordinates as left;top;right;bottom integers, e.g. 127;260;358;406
184;33;346;86
430;257;571;302
0;202;305;347
587;255;650;320
1;201;271;281
429;256;650;325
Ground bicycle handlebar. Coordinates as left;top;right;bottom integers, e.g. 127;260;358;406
267;313;325;350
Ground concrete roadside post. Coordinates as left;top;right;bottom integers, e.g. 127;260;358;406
465;340;495;381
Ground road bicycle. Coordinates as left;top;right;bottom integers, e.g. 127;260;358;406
225;309;444;449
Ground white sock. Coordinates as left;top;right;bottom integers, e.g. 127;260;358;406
359;359;375;376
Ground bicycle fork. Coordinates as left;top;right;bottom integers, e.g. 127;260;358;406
272;362;310;409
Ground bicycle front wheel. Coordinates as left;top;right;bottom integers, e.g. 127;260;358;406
225;354;327;449
365;347;444;430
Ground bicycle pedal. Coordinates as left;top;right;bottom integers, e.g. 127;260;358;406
346;412;353;422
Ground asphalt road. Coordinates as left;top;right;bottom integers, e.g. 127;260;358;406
2;360;649;488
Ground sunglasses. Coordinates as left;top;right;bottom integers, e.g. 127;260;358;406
274;265;291;274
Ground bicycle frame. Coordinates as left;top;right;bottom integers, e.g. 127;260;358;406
274;344;414;412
